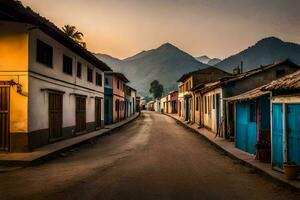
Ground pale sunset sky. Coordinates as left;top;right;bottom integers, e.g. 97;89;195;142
20;0;300;59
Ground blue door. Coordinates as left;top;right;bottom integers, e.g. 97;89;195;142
236;102;257;154
272;104;283;169
287;104;300;165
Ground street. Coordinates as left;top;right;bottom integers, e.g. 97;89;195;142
0;111;299;200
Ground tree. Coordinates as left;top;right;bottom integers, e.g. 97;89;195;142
62;25;86;48
149;80;164;99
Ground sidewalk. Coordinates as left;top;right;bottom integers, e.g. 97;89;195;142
164;112;300;190
0;113;140;166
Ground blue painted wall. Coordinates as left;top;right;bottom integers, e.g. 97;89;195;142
235;102;257;154
272;104;283;169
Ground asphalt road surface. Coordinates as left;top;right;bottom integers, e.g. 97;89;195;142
1;111;299;200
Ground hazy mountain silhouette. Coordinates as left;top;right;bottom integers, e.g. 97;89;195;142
95;43;208;97
196;56;221;65
216;37;300;72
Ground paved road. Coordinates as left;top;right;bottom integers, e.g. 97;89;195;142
1;111;299;200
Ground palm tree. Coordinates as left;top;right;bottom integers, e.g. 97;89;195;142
62;25;85;48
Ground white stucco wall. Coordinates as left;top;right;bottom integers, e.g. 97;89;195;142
203;88;223;133
28;29;104;132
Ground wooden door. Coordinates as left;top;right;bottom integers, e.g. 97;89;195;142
76;96;86;133
0;82;10;151
49;93;63;140
95;97;102;129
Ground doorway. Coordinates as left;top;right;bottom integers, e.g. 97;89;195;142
0;82;10;151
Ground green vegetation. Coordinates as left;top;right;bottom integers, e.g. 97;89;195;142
149;80;164;99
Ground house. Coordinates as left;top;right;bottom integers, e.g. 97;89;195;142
105;72;129;123
125;85;137;118
147;101;155;111
196;60;300;139
0;1;112;152
154;98;161;112
224;86;271;156
177;67;231;122
104;73;113;125
136;96;141;112
160;96;168;113
262;70;300;170
166;91;178;114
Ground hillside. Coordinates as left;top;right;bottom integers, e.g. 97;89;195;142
95;43;208;97
216;37;300;72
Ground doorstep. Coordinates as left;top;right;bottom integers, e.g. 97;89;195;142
164;112;300;190
0;113;140;166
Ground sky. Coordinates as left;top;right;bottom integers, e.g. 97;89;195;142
20;0;300;60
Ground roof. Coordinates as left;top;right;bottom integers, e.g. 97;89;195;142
177;66;231;83
262;69;300;91
105;72;130;83
0;0;112;72
198;59;300;94
224;85;270;102
224;59;298;84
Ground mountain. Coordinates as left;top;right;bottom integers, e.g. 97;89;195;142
208;58;221;66
196;56;221;65
216;37;300;72
95;43;209;97
196;56;211;64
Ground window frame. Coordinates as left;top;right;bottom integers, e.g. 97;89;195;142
36;39;53;68
77;62;82;78
62;54;73;76
96;72;102;86
87;67;93;83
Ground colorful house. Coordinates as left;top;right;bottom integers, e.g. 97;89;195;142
0;1;111;152
104;73;113;125
166;91;178;114
263;70;300;170
225;86;271;156
196;60;300;139
105;72;129;123
125;85;137;118
160;96;168;113
177;67;231;123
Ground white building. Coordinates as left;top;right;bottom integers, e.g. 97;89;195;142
0;2;111;152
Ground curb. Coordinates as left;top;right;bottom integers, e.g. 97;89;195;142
0;113;141;167
163;113;300;191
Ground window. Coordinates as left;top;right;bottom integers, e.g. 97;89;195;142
96;73;102;86
63;55;73;75
36;39;53;67
249;103;256;122
87;68;93;82
105;78;109;85
213;94;215;109
77;62;82;78
117;80;120;89
276;69;285;78
115;100;119;111
196;97;199;111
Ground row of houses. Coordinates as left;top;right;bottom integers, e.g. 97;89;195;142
0;1;139;153
150;59;300;171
